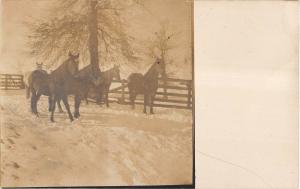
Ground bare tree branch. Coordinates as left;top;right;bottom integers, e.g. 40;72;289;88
25;0;141;69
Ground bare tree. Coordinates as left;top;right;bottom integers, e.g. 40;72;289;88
26;0;140;73
147;23;178;99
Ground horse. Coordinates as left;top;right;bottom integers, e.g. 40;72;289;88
24;63;47;98
127;58;165;114
52;64;103;118
93;64;121;107
25;69;65;113
30;52;80;122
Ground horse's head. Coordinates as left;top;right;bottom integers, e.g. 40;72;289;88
112;64;121;80
36;62;43;70
67;52;80;75
154;57;165;76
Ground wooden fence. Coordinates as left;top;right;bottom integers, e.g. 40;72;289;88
89;77;193;110
0;74;25;90
0;73;193;110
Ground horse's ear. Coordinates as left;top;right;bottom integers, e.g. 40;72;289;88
75;53;80;58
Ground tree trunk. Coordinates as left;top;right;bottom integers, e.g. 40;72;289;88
88;0;101;74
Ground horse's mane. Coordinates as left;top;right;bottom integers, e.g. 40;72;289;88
144;62;157;78
76;64;93;78
51;57;71;75
102;66;114;74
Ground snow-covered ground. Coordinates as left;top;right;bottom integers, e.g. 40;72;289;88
0;90;193;187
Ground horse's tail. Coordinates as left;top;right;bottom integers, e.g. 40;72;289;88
26;85;31;99
26;73;33;99
127;74;133;90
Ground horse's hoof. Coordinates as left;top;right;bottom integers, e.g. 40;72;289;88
150;112;154;114
74;113;80;118
50;118;55;123
69;116;74;122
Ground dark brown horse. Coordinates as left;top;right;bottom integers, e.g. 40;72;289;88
26;69;64;113
30;53;79;120
127;58;165;114
49;62;102;122
30;52;80;122
96;65;121;107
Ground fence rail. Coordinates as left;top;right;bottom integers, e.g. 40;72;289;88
0;74;25;90
90;77;193;110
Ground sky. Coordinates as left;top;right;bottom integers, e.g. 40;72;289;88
0;0;192;78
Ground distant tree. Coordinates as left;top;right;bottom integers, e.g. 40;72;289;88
26;0;141;74
147;23;179;98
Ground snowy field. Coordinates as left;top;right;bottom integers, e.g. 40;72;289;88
0;90;193;187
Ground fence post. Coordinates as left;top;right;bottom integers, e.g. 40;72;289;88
20;75;25;89
5;74;8;90
187;81;192;108
163;77;168;100
121;79;125;104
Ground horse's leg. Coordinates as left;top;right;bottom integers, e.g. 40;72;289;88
57;98;64;113
48;96;52;112
35;93;41;116
150;94;155;114
96;88;102;105
105;88;109;108
129;91;136;109
74;95;81;118
50;95;57;122
61;95;74;122
85;88;89;105
31;90;38;115
143;94;147;114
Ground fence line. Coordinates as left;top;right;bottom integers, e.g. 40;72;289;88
93;77;193;110
0;74;25;90
0;73;193;110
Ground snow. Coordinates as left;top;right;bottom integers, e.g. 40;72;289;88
0;90;193;187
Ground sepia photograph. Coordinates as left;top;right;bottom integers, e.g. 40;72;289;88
0;0;194;187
